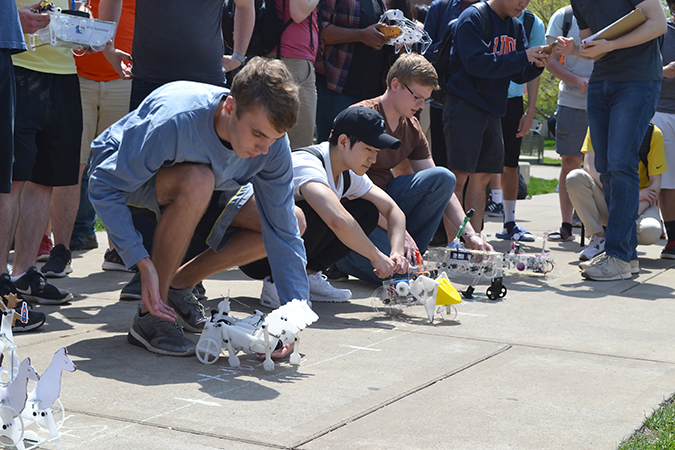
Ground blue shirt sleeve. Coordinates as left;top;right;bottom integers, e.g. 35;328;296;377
252;137;310;303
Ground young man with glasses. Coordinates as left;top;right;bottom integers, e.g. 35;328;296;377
331;53;492;285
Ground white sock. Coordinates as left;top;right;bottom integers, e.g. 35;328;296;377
491;189;503;204
504;200;517;224
10;272;26;283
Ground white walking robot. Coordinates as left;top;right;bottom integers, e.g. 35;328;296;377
196;299;319;371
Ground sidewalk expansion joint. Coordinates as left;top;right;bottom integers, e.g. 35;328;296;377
288;344;512;449
64;407;291;449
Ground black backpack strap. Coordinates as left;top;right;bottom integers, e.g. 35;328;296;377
276;0;294;58
561;5;573;38
292;147;352;196
639;123;654;176
472;1;492;43
523;9;534;42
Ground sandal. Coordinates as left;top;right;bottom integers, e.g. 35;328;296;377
547;227;574;242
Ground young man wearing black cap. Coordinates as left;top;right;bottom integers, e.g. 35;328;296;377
241;106;409;306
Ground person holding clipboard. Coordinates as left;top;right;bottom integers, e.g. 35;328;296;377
556;0;667;281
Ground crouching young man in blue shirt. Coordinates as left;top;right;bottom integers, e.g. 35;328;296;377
89;58;308;356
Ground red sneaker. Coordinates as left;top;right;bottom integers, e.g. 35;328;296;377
36;235;53;262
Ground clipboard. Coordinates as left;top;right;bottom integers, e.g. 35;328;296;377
581;8;647;61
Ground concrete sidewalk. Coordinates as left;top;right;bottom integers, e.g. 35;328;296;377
9;192;675;450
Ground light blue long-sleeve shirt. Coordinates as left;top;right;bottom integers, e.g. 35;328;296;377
88;81;309;302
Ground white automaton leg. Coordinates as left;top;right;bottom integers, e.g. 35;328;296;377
220;325;240;368
262;325;274;371
289;336;301;365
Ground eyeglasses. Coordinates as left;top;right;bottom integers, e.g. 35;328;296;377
403;83;432;104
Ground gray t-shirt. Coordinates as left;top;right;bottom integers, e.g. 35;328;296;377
1;0;26;53
657;18;675;114
131;0;226;86
546;7;593;110
570;0;662;82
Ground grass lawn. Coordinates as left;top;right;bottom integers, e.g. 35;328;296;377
618;395;675;449
526;176;558;196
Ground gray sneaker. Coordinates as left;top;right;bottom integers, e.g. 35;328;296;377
581;254;631;281
127;306;195;356
119;272;141;301
167;287;208;333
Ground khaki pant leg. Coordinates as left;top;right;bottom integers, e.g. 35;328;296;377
566;169;608;237
637;203;662;245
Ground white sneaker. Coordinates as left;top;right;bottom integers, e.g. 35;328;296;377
579;235;605;261
308;271;351;303
260;277;280;309
630;259;640;274
581;254;631;281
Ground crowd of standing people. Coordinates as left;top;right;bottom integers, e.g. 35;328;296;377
1;0;673;360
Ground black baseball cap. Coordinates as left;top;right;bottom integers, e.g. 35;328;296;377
330;106;401;150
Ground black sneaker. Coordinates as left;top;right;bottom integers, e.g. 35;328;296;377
193;281;207;300
13;267;73;305
69;234;98;251
119;271;141;300
167;287;208;333
1;273;46;332
127;305;195;356
324;263;349;282
40;244;73;278
102;248;134;272
11;301;46;333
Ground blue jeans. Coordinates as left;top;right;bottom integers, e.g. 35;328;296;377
586;80;660;262
71;159;97;241
315;79;362;144
336;167;455;284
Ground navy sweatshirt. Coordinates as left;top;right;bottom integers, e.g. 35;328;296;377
446;3;543;116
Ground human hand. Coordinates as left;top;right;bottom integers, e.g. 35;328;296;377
18;3;50;34
574;76;589;94
137;258;177;322
371;252;396;279
639;187;659;207
579;39;614;60
222;55;244;73
464;234;493;252
516;112;534;138
389;252;409;275
664;61;675;79
527;46;549;67
403;230;419;261
360;23;391;50
555;36;575;56
102;41;133;79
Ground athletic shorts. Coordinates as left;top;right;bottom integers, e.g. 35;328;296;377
13;66;81;186
128;175;254;252
501;96;524;168
555;105;587;157
443;94;504;174
0;50;16;193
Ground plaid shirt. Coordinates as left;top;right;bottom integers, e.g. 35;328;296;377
316;0;387;93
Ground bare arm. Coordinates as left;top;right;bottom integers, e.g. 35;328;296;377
289;0;320;23
361;186;409;275
557;0;667;60
638;174;661;215
583;152;602;188
545;36;589;93
97;0;132;79
517;76;541;138
222;0;255;72
136;257;177;321
321;23;390;49
300;182;401;278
